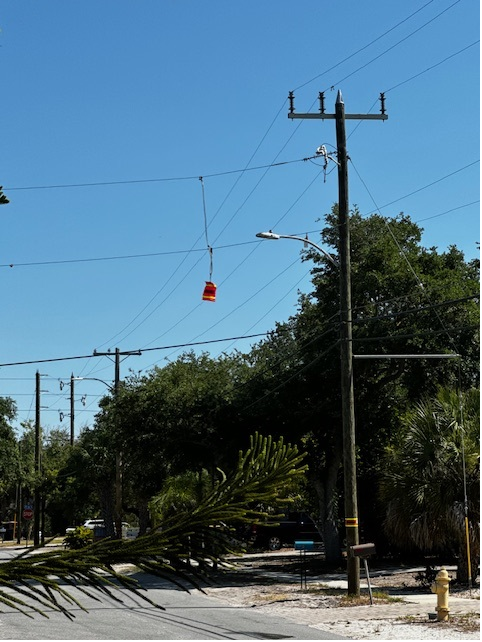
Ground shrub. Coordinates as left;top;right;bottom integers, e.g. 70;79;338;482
414;565;438;589
63;526;93;549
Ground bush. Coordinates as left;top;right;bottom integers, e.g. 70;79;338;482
63;526;93;549
414;565;438;589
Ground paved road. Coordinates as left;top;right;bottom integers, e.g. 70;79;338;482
0;572;347;640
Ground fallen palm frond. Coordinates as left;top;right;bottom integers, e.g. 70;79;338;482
0;433;307;618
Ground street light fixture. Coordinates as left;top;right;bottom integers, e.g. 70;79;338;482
71;376;114;392
256;231;339;268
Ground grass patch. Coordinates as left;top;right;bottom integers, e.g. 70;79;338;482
339;590;404;606
253;592;292;603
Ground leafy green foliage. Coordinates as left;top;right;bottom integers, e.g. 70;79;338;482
0;398;19;499
63;526;94;549
380;387;479;580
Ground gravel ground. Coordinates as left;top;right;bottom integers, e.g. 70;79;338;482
206;580;479;640
204;553;480;640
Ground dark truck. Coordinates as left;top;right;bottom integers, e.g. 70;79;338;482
246;511;324;551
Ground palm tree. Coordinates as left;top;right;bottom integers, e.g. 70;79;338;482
381;387;479;583
0;434;307;618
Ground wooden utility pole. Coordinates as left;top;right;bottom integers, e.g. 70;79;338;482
93;347;141;538
33;370;41;547
70;373;75;446
288;89;387;595
114;348;122;539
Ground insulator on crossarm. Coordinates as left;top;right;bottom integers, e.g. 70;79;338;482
319;92;325;114
380;92;386;115
288;91;295;114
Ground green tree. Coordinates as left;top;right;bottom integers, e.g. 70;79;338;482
380;387;479;582
244;209;479;562
0;398;19;520
106;351;252;532
40;428;77;535
149;469;214;525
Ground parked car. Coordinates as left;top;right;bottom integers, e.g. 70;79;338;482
0;521;16;541
244;511;324;551
65;519;130;535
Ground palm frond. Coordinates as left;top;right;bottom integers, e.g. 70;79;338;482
0;433;307;618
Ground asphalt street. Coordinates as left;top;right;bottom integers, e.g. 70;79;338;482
0;571;347;640
0;547;437;640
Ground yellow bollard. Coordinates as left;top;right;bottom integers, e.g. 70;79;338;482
431;567;451;621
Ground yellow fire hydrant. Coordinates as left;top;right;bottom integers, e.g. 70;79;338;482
431;567;451;621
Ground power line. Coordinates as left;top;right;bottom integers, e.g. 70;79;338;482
3;5;476;400
353;323;478;343
2;194;477;272
0;333;269;368
350;156;475;355
318;0;464;93
384;40;479;94
293;0;438;91
352;294;480;325
243;340;341;412
363;160;480;215
4;156;310;193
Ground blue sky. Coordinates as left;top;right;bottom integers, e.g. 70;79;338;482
1;0;479;435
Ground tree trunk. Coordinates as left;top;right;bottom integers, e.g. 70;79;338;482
311;451;343;566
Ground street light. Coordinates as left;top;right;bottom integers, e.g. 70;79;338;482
62;374;121;538
60;376;114;445
256;231;339;268
256;228;360;594
71;377;114;392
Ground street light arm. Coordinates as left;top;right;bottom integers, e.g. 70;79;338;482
256;231;339;267
72;377;115;392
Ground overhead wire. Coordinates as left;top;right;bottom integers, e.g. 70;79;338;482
349;156;471;355
352;294;479;325
67;22;482;356
353;324;477;344
7;1;477;426
243;340;342;412
13;2;469;365
143;254;305;368
4;156;305;192
110;166;325;361
316;0;464;95
293;0;438;91
1;193;477;271
0;333;270;368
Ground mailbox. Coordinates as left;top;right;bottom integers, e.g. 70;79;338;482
295;540;314;551
350;543;376;558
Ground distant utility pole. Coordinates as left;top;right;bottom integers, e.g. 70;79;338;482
288;89;388;596
33;370;41;547
93;347;141;538
70;373;75;446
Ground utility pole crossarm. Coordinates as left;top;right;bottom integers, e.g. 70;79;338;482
288;90;388;121
289;113;388;121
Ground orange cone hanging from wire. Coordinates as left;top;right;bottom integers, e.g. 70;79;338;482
202;281;217;302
